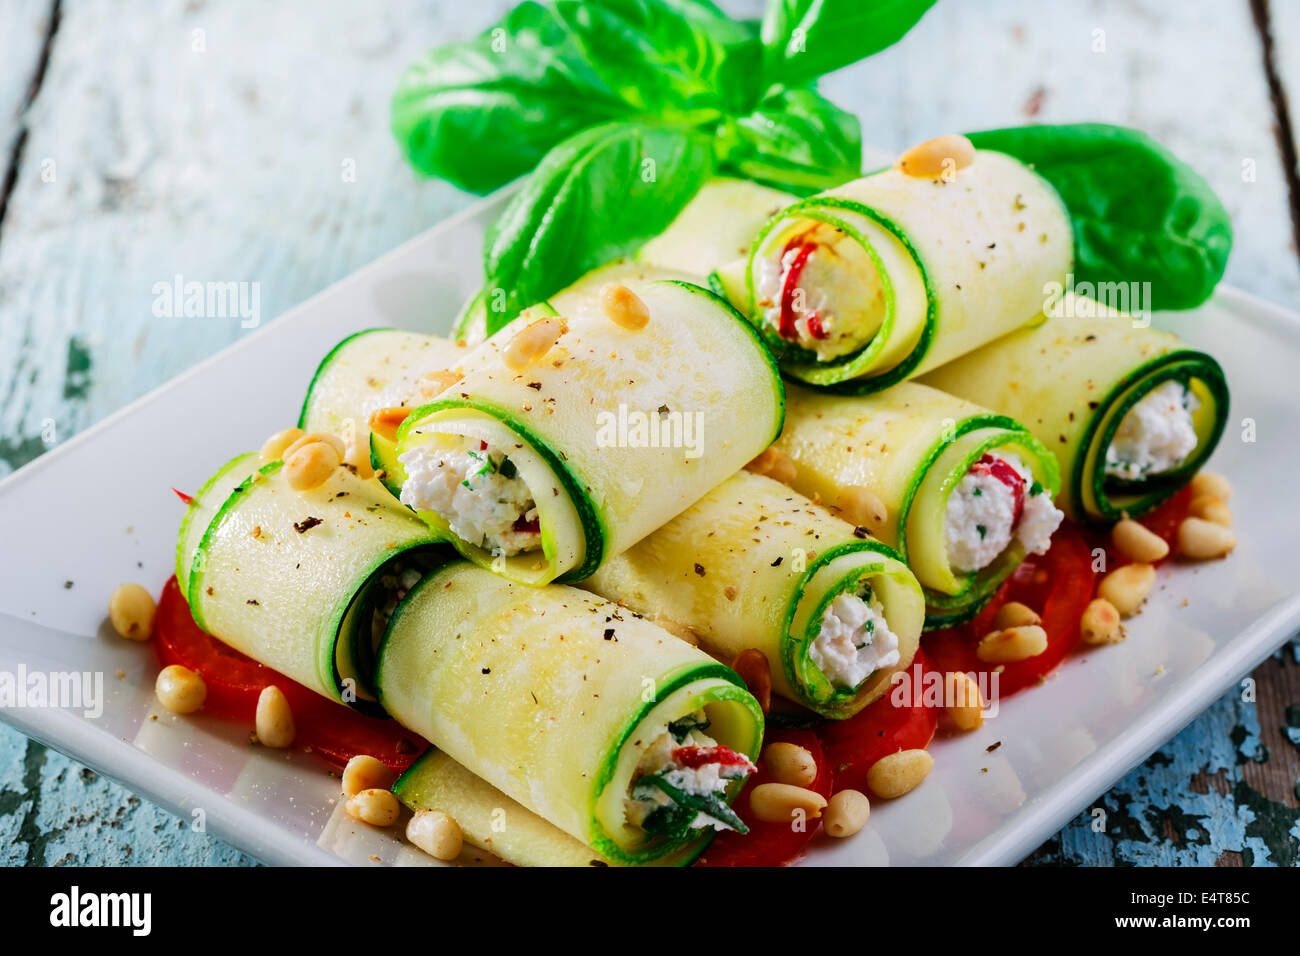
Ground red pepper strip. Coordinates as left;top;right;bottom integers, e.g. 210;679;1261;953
512;515;540;534
695;729;832;867
172;488;195;505
155;576;427;771
815;647;939;796
671;744;754;772
778;242;817;341
970;453;1026;525
805;312;827;340
924;521;1095;698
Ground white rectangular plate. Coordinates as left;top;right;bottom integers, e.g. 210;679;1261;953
1;189;1297;866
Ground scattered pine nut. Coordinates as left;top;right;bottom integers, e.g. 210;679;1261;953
898;134;975;179
156;664;206;714
342;755;396;797
600;283;650;330
749;783;826;823
284;431;345;460
285;441;341;491
407;810;463;860
1190;471;1231;502
943;671;984;730
824;789;871;837
255;686;295;748
1189;495;1232;527
416;369;462;400
746;446;797;484
732;649;771;715
866;749;933;799
260;427;304;463
503;316;566;372
1097;563;1156;617
1112;518;1170;563
993;601;1040;630
763;742;818;787
1177;517;1235;560
976;625;1048;663
1080;598;1124;645
835;485;887;533
368;406;413;443
109;583;156;641
346;788;400;828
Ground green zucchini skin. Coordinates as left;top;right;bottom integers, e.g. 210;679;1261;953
375;561;763;865
921;297;1229;526
394;277;785;585
175;452;259;597
184;460;445;711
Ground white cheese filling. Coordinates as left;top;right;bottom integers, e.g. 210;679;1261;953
624;722;754;833
397;440;540;556
1105;380;1200;481
944;453;1064;573
753;227;882;362
809;590;900;691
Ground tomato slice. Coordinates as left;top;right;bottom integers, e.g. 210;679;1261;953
924;521;1095;697
815;647;939;795
695;729;832;867
155;576;426;771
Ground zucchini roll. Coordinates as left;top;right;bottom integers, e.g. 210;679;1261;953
713;149;1072;393
376;561;764;865
774;382;1063;628
921;293;1229;525
178;461;443;710
298;329;465;495
393;277;785;585
586;471;925;718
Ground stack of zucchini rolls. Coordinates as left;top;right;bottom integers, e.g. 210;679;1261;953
172;134;1229;867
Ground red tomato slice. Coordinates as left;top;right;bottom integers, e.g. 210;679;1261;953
155;576;426;771
695;729;832;867
924;521;1095;697
815;648;939;795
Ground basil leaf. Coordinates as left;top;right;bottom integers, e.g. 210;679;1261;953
967;123;1232;311
720;87;862;193
392;3;638;194
760;0;937;89
636;773;749;834
481;121;714;332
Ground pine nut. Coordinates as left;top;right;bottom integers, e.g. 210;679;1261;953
993;601;1041;629
155;664;206;714
1189;495;1232;527
1190;471;1231;501
284;440;341;491
763;742;818;787
368;406;413;443
600;283;650;330
346;788;400;828
824;789;870;837
731;649;771;715
407;810;463;860
284;431;345;460
749;782;827;823
866;748;933;799
746;446;797;484
1098;563;1156;617
416;369;462;400
255;685;295;748
898;134;976;179
260;427;304;462
342;754;396;797
109;583;156;641
976;625;1048;663
944;671;984;730
1177;517;1236;560
503;316;566;372
1080;598;1124;645
835;485;887;533
1112;518;1170;563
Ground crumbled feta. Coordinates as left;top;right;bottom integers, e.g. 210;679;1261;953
397;440;540;556
944;453;1064;573
809;591;900;690
624;723;754;833
1105;381;1200;481
753;227;882;362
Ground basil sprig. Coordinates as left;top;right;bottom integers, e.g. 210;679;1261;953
635;773;749;838
968;123;1233;311
393;0;936;332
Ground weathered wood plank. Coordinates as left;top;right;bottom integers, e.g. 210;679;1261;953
0;0;51;165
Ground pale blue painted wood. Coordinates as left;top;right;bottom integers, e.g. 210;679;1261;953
1;0;1297;867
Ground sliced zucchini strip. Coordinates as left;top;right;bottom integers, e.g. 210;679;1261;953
175;452;258;597
183;461;445;710
586;471;924;718
922;293;1229;526
375;562;763;866
732;150;1072;393
774;381;1060;628
394;277;784;585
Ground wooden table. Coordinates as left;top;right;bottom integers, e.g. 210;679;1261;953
1;0;1297;866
